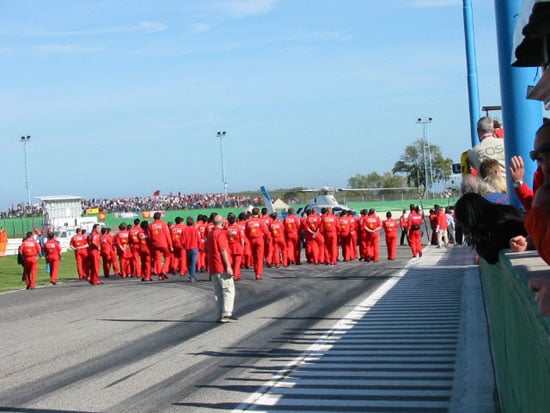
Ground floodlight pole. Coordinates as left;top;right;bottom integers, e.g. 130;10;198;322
20;135;32;206
216;131;227;199
416;118;433;198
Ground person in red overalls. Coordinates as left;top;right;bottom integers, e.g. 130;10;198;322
365;209;382;263
349;211;359;260
338;212;352;261
283;208;301;265
429;209;438;246
299;212;309;262
87;224;102;285
269;213;287;268
238;212;252;269
44;232;62;285
148;212;173;280
196;215;208;273
226;213;245;280
407;205;424;258
245;207;269;279
70;228;89;279
170;217;187;276
382;211;398;260
320;207;340;265
19;231;41;289
107;228;120;276
100;228;116;277
261;208;273;267
114;223;132;277
128;218;142;278
138;220;153;281
357;209;369;261
303;208;322;264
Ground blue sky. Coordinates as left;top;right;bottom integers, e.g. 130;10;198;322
0;0;502;210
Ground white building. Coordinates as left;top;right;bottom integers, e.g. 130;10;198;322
37;195;97;238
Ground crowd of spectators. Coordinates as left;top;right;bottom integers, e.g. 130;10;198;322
1;192;264;218
81;192;263;213
0;203;44;219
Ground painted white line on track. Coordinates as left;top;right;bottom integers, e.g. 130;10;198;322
232;263;411;412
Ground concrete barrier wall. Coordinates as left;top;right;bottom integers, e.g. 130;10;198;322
480;252;550;413
3;238;71;256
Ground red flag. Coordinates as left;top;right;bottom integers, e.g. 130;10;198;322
153;190;160;196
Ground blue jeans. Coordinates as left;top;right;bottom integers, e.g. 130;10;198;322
186;249;198;278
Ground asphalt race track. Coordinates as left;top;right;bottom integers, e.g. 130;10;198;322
0;245;423;412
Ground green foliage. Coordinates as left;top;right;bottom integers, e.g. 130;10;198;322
0;253;79;292
392;138;452;191
348;172;382;188
347;172;406;190
345;172;409;199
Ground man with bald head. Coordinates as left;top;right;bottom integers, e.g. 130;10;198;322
206;213;237;323
468;116;506;175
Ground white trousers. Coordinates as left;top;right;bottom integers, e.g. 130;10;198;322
211;272;235;318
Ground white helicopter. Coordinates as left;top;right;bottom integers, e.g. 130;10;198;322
295;185;418;216
259;186;352;217
293;186;355;216
261;185;415;217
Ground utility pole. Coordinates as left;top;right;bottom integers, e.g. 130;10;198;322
20;135;31;206
416;118;433;198
216;131;227;199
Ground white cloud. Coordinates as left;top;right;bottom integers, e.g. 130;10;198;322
409;0;460;7
190;22;211;33
35;44;103;53
29;21;166;37
134;21;166;34
211;0;277;18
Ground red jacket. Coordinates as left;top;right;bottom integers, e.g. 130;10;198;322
226;223;245;255
149;219;173;249
320;213;340;235
206;227;231;274
245;217;268;240
182;225;201;250
19;238;41;258
383;218;398;238
44;239;62;260
283;215;300;237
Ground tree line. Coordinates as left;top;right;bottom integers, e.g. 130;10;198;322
348;138;453;198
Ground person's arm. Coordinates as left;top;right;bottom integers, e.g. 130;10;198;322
220;249;233;276
510;155;534;210
509;235;532;252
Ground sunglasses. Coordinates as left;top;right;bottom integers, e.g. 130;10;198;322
529;143;550;161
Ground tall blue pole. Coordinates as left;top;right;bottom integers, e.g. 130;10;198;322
494;0;541;207
463;0;481;146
